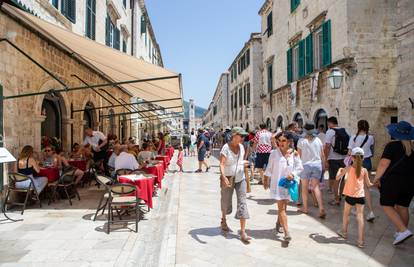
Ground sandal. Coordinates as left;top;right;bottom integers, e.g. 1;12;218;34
284;232;292;241
328;200;340;206
240;232;252;243
336;230;347;239
319;210;326;219
357;241;365;248
297;209;308;214
275;220;283;233
221;219;230;232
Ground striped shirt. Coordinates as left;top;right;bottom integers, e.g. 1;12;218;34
253;129;272;153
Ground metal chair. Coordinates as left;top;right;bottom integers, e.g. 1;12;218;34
4;173;44;214
115;168;133;178
107;183;140;234
93;175;115;221
48;169;80;205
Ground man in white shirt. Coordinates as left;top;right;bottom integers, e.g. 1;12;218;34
108;144;121;169
83;128;108;161
323;117;348;205
115;146;140;171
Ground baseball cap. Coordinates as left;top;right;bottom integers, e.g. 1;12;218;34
231;127;248;136
351;147;364;156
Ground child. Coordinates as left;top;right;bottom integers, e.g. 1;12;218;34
336;147;373;248
177;146;184;172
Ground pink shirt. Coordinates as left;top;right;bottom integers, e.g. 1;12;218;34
343;167;366;198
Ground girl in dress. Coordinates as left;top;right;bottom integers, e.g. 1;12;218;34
177;146;184;172
264;131;303;241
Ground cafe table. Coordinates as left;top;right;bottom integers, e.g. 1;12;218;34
37;167;60;183
68;159;87;171
155;155;169;170
118;174;155;210
142;163;164;188
166;147;174;160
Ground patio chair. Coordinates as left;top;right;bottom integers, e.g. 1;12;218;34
48;169;80;206
132;169;145;175
4;173;46;214
115;168;133;178
93;175;115;221
107;183;140;234
83;159;104;187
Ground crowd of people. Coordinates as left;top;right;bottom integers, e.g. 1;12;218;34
194;118;414;248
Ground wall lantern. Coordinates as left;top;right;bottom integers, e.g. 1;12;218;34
328;68;344;89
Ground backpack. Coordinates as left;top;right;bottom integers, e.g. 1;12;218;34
332;128;350;155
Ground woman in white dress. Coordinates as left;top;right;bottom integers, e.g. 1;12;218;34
264;131;303;241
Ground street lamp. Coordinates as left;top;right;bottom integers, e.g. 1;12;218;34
328;68;344;89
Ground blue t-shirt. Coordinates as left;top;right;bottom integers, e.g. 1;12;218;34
197;134;208;151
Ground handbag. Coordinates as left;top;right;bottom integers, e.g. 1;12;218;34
220;145;241;189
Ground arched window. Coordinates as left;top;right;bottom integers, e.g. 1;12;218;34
83;102;95;130
293;113;304;128
314;109;328;132
266;118;272;130
276;115;283;130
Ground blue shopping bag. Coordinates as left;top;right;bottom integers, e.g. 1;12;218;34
278;177;299;202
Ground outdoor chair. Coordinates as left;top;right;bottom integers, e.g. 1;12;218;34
115;168;133;178
93;175;116;221
132;169;145;175
83;159;104;187
48;169;80;205
107;183;140;234
4;173;46;215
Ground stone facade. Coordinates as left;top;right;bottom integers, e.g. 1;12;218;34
203;73;229;130
0;7;134;158
259;0;413;166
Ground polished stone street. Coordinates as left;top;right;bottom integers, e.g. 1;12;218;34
0;150;413;267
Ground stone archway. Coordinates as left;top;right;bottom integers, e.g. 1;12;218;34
276;115;284;130
314;109;328;132
266;118;272;130
293;112;304;128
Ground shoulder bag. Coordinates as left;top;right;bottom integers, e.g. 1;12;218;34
220;145;241;189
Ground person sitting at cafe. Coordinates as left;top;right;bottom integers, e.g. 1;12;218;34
127;144;138;158
115;145;142;171
42;146;58;168
16;145;48;193
55;147;85;184
69;143;83;159
137;142;153;165
108;144;121;171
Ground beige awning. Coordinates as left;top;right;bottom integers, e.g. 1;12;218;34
2;4;183;113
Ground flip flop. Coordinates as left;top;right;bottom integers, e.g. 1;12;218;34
297;209;308;214
240;233;252;243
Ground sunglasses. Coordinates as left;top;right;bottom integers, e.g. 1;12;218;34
45;149;52;152
278;139;288;143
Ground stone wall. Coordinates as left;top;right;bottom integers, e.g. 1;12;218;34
0;10;133;160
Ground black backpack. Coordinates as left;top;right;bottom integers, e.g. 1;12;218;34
332;128;350;155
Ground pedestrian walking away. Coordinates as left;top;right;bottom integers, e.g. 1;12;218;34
336;147;374;248
374;121;414;246
297;122;326;218
253;123;273;184
219;127;251;243
195;128;210;173
264;131;303;242
347;120;376;222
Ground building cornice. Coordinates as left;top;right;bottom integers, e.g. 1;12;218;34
258;0;272;15
228;32;262;71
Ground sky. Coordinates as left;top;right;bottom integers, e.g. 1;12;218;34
146;0;264;109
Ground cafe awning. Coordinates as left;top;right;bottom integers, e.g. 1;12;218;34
2;4;183;113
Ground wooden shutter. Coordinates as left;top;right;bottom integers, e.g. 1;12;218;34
322;20;332;67
267;64;273;92
291;0;300;12
105;17;110;46
140;15;147;35
267;12;273;37
114;28;120;50
247;83;251;104
298;39;305;78
91;0;96;40
287;48;293;83
305;33;313;74
246;49;250;66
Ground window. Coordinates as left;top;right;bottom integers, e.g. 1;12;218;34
243;85;247;106
105;15;120;50
149;40;152;59
234;91;238;108
266;12;273;37
122;39;127;53
231;94;234;110
313;28;323;70
51;0;58;9
267;64;273;92
61;0;76;23
239;88;243;107
85;0;96;40
247;83;251;104
123;0;127;9
246;49;250;66
292;46;299;81
140;15;147;35
291;0;300;13
113;28;120;50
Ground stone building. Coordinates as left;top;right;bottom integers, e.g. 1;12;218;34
259;0;414;165
228;33;263;132
203;73;229;130
0;2;182;164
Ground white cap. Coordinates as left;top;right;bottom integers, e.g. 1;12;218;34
351;147;364;156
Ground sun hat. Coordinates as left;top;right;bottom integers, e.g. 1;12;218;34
225;126;231;131
303;122;318;136
386;121;414;140
231;127;248;136
351;147;364;156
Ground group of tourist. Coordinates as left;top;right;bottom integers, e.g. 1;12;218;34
214;118;413;247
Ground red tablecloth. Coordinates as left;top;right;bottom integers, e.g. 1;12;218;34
37;167;60;182
142;163;164;188
166;147;174;160
68;160;87;171
118;175;155;209
156;155;169;170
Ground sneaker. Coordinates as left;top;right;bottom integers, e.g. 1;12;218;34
393;230;413;246
366;211;375;222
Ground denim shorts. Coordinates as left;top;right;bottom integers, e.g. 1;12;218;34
300;162;323;180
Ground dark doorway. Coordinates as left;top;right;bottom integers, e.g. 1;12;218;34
314;109;328;132
293;113;304;128
41;96;61;139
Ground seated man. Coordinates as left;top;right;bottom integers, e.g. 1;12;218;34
137;143;153;165
115;145;140;171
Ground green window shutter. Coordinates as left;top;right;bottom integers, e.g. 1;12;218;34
247;83;251;104
267;12;273;37
298;39;305;78
287;48;293;83
114;28;120;50
322;19;332;67
291;0;300;12
305;33;313;74
62;0;76;23
86;0;95;40
105;17;110;46
140;15;147;35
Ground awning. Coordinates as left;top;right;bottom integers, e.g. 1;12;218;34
2;4;183;113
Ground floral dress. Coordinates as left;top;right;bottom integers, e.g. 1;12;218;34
264;149;303;201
